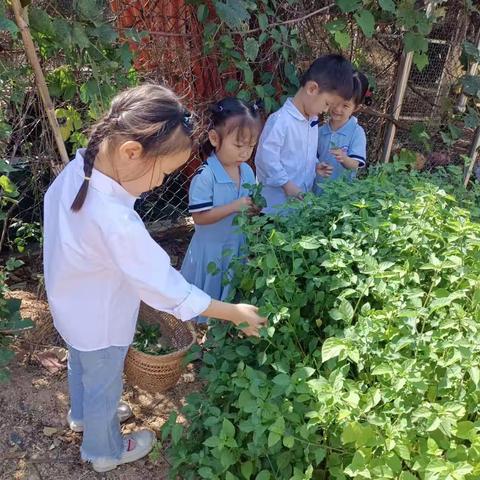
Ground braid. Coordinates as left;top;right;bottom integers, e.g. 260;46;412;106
70;121;110;211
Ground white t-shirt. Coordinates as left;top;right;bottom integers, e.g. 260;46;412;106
43;149;211;351
255;98;318;212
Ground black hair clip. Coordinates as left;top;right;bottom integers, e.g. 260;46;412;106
182;110;194;132
250;99;264;113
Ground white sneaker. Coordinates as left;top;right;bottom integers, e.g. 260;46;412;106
92;429;156;473
67;402;133;432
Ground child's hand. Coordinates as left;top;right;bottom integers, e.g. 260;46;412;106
283;181;303;199
230;304;267;337
233;196;254;212
330;147;349;165
316;162;333;177
247;202;262;217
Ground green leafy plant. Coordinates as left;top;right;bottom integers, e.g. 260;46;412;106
0;262;33;382
244;182;267;210
163;163;480;479
132;321;174;356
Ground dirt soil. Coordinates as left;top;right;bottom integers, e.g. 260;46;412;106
1;233;200;480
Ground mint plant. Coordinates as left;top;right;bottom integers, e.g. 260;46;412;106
163;164;480;479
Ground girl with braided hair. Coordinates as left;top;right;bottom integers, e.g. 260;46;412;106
181;97;263;323
43;85;265;472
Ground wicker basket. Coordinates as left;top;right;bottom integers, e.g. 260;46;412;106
124;303;196;393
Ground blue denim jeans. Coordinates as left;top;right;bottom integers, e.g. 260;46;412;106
67;345;129;461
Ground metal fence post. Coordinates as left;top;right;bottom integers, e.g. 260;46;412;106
380;1;434;163
380;51;414;163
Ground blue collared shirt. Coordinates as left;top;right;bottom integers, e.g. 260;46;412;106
315;116;366;193
188;154;255;214
255;98;318;212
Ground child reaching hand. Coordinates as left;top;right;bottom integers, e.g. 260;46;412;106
43;86;266;473
255;54;354;213
181;98;262;322
315;70;370;191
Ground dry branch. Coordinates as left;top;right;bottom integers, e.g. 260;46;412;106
11;0;69;172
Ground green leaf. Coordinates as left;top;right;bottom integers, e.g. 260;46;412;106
283;435;294;448
72;23;91;49
78;0;102;23
341;422;362;444
268;431;280;447
399;473;418;480
354;10;375;38
90;24;118;44
255;471;271;480
269;417;285;435
198;467;213;478
0;16;19;34
52;18;73;49
299;236;324;249
379;0;396;12
0;175;16;195
272;373;290;387
0;348;15;367
257;13;268;30
413;52;429;71
203;435;220;447
244;37;259;62
222;418;235;438
462;75;480;97
464;41;480;62
404;32;428;53
241;461;253;479
242;65;254;85
171;423;183;445
334;30;350;50
463;107;480;129
321;338;347;362
0;368;9;383
236;345;251;357
207;261;219;275
284;62;299;87
237;89;251;102
215;0;250;29
455;421;476;440
197;4;209;22
336;0;362;13
220;449;235;468
338;299;354;322
225;78;239;93
29;7;54;36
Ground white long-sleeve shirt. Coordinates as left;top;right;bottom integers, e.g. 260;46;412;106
43;149;211;351
255;98;318;212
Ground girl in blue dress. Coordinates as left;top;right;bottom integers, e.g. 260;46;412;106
315;70;371;192
181;97;262;322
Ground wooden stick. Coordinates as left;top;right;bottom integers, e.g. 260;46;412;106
11;0;69;171
464;126;480;187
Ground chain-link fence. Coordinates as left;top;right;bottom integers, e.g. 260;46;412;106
131;1;475;222
1;1;477;235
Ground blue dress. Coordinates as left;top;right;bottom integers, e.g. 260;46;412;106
181;154;256;323
314;116;367;195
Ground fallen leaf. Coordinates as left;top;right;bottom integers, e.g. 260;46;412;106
43;427;58;437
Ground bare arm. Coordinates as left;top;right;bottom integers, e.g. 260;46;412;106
201;299;266;337
192;197;253;225
282;180;303;198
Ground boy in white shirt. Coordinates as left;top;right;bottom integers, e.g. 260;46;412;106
255;54;354;212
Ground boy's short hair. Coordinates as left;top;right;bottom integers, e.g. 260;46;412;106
300;54;354;100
